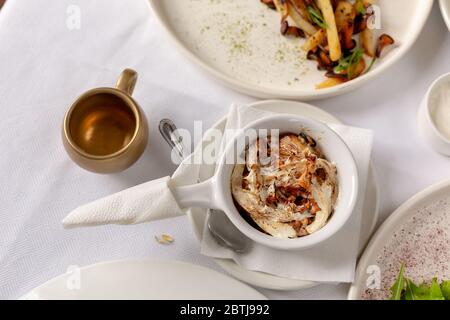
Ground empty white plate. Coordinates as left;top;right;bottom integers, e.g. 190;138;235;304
22;259;267;300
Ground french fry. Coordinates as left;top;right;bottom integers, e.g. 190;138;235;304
302;28;326;52
316;77;346;89
361;29;375;57
335;1;355;31
348;56;366;79
360;0;376;57
273;0;289;21
335;1;356;50
287;1;317;36
316;0;341;61
290;0;312;22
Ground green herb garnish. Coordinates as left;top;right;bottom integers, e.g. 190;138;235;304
334;48;364;79
307;6;327;29
441;281;450;300
364;56;377;75
390;264;405;300
355;0;366;15
389;264;450;300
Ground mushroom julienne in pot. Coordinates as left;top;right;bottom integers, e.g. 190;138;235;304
231;132;339;239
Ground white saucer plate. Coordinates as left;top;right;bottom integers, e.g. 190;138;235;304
187;100;380;291
22;259;266;300
149;0;433;100
348;179;450;300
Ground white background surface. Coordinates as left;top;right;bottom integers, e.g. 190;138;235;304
0;0;449;300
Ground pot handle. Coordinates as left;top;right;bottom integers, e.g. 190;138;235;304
116;68;138;95
171;178;221;210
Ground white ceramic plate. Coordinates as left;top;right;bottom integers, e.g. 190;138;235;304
149;0;433;100
440;0;450;31
348;180;450;300
187;100;380;291
22;259;266;300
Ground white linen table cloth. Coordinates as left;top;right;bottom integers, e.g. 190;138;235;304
0;0;449;299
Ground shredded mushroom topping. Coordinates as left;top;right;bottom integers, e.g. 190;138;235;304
231;133;338;239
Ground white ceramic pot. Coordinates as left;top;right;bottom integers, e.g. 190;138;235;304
172;115;359;251
418;72;450;156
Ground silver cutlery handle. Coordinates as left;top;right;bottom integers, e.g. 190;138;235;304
158;119;187;161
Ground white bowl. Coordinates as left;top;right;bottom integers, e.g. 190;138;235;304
173;115;359;250
418;72;450;156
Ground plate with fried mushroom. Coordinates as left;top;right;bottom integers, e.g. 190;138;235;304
149;0;433;99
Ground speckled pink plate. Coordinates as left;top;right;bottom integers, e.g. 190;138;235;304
348;180;450;300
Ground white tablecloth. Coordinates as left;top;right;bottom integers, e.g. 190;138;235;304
0;0;449;300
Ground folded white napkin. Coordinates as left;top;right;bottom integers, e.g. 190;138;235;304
63;103;373;283
62;157;204;227
63;177;182;228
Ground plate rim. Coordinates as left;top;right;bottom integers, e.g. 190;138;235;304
187;99;380;291
347;178;450;300
22;258;267;300
148;0;434;100
440;0;450;31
